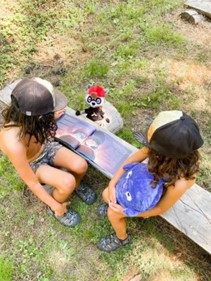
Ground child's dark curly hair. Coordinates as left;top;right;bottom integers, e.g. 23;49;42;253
2;96;57;145
147;148;200;188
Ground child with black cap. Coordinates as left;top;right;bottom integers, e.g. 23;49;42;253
97;110;204;252
0;78;97;227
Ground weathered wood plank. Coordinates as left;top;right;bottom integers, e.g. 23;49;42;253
185;0;211;18
0;79;21;105
162;184;211;254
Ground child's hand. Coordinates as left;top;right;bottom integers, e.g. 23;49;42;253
109;202;124;215
54;201;71;217
54;108;66;120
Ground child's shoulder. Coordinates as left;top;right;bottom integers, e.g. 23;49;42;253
0;125;20;139
0;126;24;154
172;177;196;191
135;146;149;158
139;146;149;154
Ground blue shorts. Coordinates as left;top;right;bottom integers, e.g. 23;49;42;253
29;141;63;173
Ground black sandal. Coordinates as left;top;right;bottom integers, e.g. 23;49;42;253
47;207;81;227
97;203;108;218
75;181;97;205
98;233;132;252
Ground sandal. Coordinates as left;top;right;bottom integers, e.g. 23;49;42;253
75;181;97;205
98;233;132;252
47;206;81;227
97;203;108;218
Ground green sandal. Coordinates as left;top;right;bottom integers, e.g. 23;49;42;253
98;233;132;252
47;207;81;227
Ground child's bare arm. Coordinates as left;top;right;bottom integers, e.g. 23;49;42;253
54;108;66;120
138;178;195;218
108;147;149;203
4;141;68;216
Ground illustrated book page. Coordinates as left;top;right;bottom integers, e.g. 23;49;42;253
56;113;96;149
56;113;134;177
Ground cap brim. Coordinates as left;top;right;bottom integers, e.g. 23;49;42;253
53;89;68;112
133;132;150;147
133;131;177;156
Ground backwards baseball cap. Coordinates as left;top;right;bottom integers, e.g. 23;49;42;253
134;110;204;158
11;77;68;116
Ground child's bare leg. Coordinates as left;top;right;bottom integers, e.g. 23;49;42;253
107;207;128;240
53;146;97;205
36;165;81;227
101;187;128;239
53;147;88;187
98;204;131;252
36;165;76;203
102;187;109;203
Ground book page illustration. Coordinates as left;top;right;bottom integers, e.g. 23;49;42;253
56;113;133;176
77;130;132;175
56;113;96;149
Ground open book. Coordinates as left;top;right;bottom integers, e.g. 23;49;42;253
55;113;134;177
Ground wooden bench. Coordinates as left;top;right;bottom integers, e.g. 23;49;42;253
0;81;211;255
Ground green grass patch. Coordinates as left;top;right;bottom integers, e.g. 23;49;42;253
0;255;14;281
84;60;109;78
140;22;185;46
0;156;23;199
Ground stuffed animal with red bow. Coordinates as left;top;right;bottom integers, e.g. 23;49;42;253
76;85;110;122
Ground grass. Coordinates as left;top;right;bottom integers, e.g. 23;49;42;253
0;0;211;280
84;60;109;78
0;256;14;281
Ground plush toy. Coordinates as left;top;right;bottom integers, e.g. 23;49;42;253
76;85;110;122
115;162;166;217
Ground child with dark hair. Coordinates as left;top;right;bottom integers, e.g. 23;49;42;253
97;110;203;252
0;78;96;227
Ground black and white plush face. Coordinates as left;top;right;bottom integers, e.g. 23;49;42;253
85;93;105;108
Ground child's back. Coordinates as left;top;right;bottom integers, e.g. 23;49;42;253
0;125;44;162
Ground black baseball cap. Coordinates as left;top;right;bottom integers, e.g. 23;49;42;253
11;77;68;116
134;110;204;158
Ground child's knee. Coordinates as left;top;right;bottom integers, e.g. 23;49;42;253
73;158;88;174
80;159;88;173
59;174;76;194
